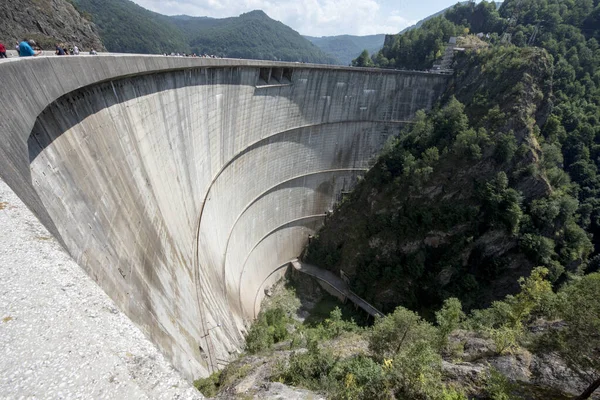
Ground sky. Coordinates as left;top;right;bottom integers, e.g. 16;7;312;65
130;0;491;37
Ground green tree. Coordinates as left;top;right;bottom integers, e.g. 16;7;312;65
369;307;438;360
435;298;465;347
547;273;600;399
352;49;374;67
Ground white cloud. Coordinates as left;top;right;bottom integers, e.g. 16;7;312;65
132;0;415;36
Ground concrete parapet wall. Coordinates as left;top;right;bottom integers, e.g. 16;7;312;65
0;56;448;380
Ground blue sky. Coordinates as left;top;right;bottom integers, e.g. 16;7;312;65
131;0;499;37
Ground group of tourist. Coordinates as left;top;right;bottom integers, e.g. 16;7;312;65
164;52;221;58
54;44;80;55
55;44;97;55
0;40;99;58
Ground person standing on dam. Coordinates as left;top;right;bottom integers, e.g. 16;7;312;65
18;40;41;57
0;43;6;58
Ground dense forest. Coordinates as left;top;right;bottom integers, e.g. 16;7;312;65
298;1;600;397
334;0;600;313
68;0;337;63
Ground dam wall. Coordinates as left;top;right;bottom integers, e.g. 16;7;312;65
0;56;448;380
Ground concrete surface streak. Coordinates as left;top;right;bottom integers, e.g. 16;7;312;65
291;259;383;318
0;55;448;381
0;177;200;399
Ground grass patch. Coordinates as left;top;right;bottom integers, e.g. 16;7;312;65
194;370;221;397
194;362;253;397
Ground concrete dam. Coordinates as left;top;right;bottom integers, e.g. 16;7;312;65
0;56;448;380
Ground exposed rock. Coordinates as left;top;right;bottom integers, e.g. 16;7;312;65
449;330;496;362
442;360;486;392
488;352;533;382
530;353;596;398
0;0;104;51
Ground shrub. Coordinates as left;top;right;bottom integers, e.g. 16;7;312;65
369;306;438;360
245;306;290;354
435;298;465;347
274;339;338;390
193;370;221;397
387;341;445;399
485;367;516;400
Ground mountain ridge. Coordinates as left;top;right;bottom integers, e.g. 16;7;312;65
70;0;337;63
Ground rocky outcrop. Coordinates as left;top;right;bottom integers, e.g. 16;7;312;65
443;330;599;399
303;47;557;314
0;0;104;51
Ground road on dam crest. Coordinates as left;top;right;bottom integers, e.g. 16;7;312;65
0;55;448;380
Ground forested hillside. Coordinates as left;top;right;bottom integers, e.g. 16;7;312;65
69;0;336;63
296;1;600;397
180;11;338;63
327;0;600;314
69;0;188;53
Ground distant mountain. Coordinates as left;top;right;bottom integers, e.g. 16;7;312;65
177;11;338;63
305;34;386;66
70;0;336;63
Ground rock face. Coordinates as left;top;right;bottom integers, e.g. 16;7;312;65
0;0;104;50
444;330;599;399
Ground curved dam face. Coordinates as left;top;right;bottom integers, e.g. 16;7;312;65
0;56;448;380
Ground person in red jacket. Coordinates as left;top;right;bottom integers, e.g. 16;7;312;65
0;43;7;58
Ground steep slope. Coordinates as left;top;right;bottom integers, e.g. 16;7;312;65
306;46;559;315
0;0;104;50
71;0;189;53
306;0;600;317
305;34;386;65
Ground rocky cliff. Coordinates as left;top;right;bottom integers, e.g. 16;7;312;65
303;46;579;316
0;0;104;51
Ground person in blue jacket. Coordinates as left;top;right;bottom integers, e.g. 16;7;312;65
18;40;42;57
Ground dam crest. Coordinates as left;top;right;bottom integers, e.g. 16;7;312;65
0;56;448;379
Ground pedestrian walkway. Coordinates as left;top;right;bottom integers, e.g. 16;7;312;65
290;259;384;318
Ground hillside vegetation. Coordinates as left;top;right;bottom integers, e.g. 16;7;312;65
69;0;188;54
69;0;337;63
329;0;600;315
299;0;600;397
197;268;600;399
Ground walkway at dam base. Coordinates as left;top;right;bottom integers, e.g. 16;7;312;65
291;259;384;318
0;54;449;383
